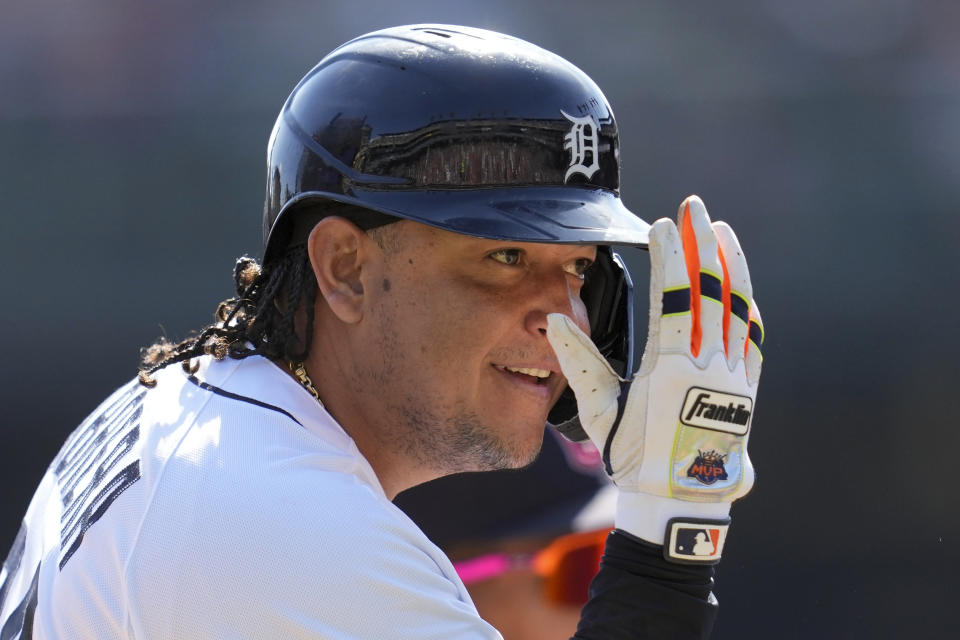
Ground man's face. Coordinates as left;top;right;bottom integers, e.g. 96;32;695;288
354;221;595;475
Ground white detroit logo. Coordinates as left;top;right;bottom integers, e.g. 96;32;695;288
561;109;600;182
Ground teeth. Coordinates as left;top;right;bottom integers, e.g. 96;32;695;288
504;366;550;378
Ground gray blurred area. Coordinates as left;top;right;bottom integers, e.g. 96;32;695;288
2;1;957;636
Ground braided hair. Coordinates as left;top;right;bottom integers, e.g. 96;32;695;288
138;246;318;386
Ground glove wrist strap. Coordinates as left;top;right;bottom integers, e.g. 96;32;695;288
615;491;730;545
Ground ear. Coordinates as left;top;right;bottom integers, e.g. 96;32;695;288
307;217;376;324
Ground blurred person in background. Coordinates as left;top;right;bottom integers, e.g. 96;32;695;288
395;429;616;640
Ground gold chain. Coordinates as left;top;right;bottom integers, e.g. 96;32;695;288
289;361;324;408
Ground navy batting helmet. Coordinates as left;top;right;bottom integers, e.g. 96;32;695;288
261;24;647;440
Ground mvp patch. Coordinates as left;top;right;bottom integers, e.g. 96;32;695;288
687;449;728;485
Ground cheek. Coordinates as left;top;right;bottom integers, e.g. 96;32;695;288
388;277;495;360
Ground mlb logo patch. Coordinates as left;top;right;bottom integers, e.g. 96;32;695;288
665;519;730;565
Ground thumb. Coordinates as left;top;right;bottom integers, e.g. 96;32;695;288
546;313;621;432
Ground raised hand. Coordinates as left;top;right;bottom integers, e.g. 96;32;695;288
547;195;764;563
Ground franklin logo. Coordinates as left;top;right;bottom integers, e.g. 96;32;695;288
679;387;752;435
687;449;728;485
560;109;600;182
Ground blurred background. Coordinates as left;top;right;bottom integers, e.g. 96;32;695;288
2;0;957;636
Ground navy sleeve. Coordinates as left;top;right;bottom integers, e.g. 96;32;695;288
572;529;718;639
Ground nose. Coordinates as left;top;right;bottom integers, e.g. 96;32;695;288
524;271;590;338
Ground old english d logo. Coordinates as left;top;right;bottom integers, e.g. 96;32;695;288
561;110;600;182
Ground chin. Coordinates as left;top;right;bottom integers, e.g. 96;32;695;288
418;407;547;475
495;423;546;470
499;446;541;471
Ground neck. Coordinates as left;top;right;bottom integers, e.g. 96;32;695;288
290;338;441;501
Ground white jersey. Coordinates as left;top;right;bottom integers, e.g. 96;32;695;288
0;355;501;639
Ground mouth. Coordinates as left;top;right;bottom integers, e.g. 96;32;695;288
492;364;553;385
490;364;562;405
496;364;552;383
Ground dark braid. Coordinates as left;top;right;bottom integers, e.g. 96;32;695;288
138;246;317;386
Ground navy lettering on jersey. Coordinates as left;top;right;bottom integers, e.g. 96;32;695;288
0;522;27;618
0;564;39;640
54;385;145;570
0;521;39;640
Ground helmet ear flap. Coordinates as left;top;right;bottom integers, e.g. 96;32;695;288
547;247;634;442
582;248;634;378
547;392;585;442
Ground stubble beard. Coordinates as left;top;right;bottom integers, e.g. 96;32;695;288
362;281;543;477
393;401;542;476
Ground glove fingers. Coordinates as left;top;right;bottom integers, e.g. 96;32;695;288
546;313;621;436
647;218;691;358
713;221;753;370
678;196;724;364
745;300;764;385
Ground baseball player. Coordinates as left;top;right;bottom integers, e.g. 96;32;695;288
0;24;763;639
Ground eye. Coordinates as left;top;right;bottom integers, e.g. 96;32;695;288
564;257;594;279
489;248;522;266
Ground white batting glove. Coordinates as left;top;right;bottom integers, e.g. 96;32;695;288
546;195;764;564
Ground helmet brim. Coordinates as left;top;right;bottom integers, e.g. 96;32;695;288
269;186;648;260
